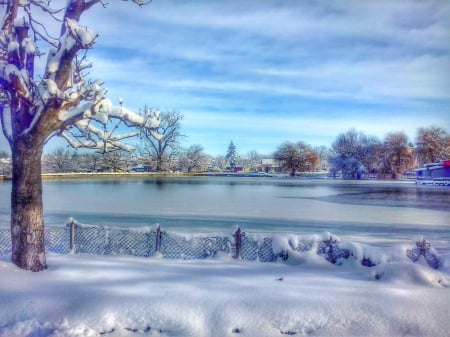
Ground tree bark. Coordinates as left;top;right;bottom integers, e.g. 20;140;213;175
10;139;46;272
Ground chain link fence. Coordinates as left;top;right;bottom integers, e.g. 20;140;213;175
0;220;442;269
0;228;11;256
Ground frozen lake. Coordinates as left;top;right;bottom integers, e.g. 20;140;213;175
0;176;449;252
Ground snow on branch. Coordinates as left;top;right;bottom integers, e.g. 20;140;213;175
65;18;97;49
122;0;153;6
0;0;159;150
58;99;162;153
60;117;139;153
0;96;13;142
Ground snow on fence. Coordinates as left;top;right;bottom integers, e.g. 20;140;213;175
0;219;441;269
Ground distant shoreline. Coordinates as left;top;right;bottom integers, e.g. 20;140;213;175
42;172;202;180
0;172;202;181
0;171;312;181
0;172;418;182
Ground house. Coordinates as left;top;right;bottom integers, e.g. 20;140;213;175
415;159;450;185
258;159;281;173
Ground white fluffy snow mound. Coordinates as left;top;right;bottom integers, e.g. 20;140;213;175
0;250;449;337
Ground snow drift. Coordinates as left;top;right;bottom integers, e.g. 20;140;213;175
0;227;449;337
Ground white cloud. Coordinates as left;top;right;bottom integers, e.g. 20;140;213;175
5;0;447;156
179;110;446;156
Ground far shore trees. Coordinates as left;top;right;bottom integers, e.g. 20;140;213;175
43;148;74;173
329;129;380;179
0;149;10;175
178;144;208;173
380;132;414;179
0;1;159;271
415;126;450;166
140;110;185;172
273;141;317;176
225;141;238;171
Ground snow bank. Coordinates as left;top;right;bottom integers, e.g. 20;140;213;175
0;251;448;337
1;224;447;270
1;224;449;336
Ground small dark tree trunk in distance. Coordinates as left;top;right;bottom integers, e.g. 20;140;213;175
11;139;46;272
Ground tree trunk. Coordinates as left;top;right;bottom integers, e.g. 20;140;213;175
10;140;46;272
156;155;162;172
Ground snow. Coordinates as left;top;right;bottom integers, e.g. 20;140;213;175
0;242;449;337
7;41;19;53
46;50;60;74
65;18;97;48
13;16;27;28
21;37;36;55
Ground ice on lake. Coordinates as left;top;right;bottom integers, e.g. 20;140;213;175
0;177;449;252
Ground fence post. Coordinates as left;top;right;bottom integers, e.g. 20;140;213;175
156;224;162;253
233;227;241;259
69;219;76;253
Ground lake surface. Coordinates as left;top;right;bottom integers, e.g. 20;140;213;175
1;177;449;253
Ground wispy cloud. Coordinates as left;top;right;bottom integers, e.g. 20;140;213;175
1;0;449;155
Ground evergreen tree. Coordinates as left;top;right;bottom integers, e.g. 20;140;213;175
226;141;238;170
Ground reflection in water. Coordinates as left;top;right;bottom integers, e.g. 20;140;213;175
0;177;449;252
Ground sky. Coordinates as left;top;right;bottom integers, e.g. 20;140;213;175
1;0;449;156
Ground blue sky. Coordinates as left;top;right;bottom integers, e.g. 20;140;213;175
1;0;449;156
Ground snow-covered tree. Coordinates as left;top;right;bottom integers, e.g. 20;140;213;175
43;147;74;173
379;132;413;178
140;110;185;172
329;129;380;179
178;144;208;173
313;146;331;171
225;141;237;170
0;1;159;271
244;150;261;172
415;126;450;166
273;141;317;176
0;149;10;175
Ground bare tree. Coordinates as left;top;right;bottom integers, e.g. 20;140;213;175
313;146;330;171
140;110;185;172
415;126;450;166
77;152;103;173
178;144;208;173
245;150;261;172
381;132;413;178
273;141;317;177
211;155;227;172
43;147;74;173
101;149;135;173
0;1;160;271
0;149;10;175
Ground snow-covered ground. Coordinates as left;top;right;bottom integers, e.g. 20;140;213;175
1;242;449;337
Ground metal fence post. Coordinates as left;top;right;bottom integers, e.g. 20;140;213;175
233;227;241;259
69;219;76;253
156;224;162;253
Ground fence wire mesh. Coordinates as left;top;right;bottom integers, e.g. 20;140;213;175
107;228;157;257
288;238;314;252
160;232;231;259
0;223;442;269
45;227;71;254
0;228;11;256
